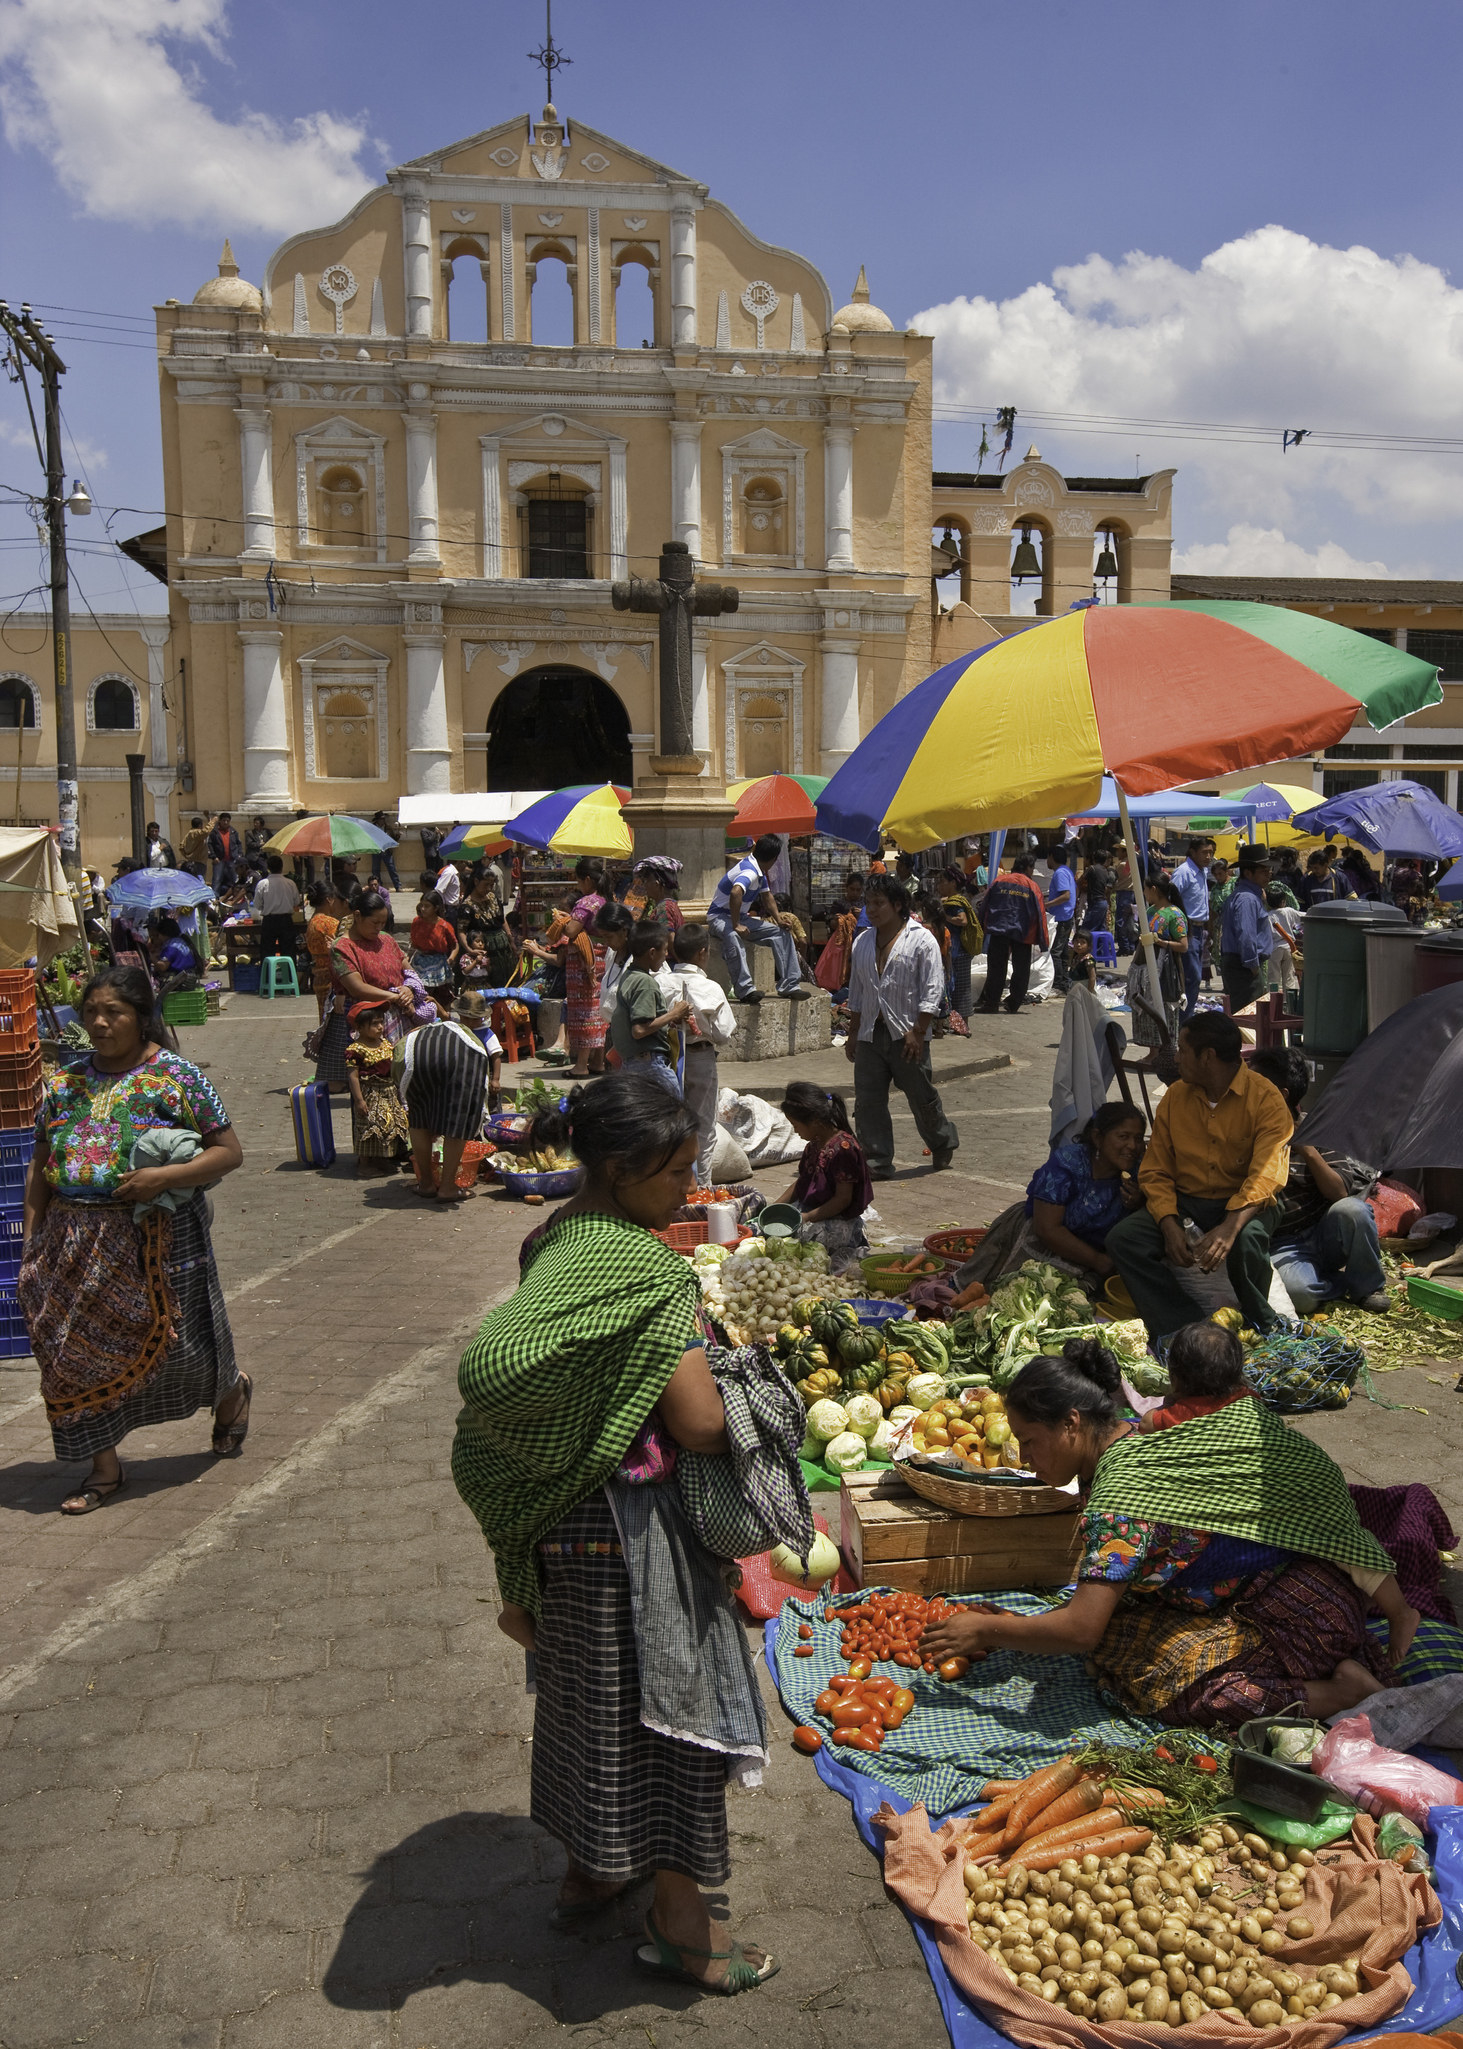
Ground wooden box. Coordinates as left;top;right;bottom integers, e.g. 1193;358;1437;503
840;1469;1082;1595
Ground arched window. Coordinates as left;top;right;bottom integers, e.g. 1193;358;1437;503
612;252;657;348
527;245;576;347
1093;523;1131;604
91;677;138;731
443;236;490;344
741;476;785;557
931;521;970;608
318;689;375;780
1010;523;1050;617
319;465;366;550
740;692;788;778
0;677;37;730
519;474;592;578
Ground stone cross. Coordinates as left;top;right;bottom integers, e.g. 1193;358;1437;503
612;540;738;768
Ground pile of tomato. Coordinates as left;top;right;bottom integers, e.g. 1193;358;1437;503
833;1589;971;1680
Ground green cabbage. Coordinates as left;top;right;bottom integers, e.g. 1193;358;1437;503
823;1431;868;1474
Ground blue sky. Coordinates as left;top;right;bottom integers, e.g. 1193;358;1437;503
3;0;1462;617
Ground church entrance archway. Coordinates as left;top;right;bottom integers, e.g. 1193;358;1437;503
485;665;633;790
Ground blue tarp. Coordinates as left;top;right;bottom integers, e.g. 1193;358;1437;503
766;1617;1463;2049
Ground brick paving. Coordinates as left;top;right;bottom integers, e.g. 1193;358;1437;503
0;995;1458;2046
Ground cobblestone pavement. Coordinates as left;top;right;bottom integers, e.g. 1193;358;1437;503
1;994;1459;2047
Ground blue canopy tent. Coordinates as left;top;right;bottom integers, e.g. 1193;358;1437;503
1294;778;1463;860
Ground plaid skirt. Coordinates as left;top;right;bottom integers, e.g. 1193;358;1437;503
1093;1556;1391;1728
530;1492;731;1885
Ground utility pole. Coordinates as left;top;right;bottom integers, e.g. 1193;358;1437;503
0;300;87;887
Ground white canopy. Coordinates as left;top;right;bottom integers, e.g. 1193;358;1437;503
396;791;550;827
0;827;79;968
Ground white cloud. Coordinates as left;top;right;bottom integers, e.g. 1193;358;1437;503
1172;524;1400;578
0;0;381;232
912;225;1463;541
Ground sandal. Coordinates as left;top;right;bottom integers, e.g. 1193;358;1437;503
212;1372;252;1457
549;1876;635;1927
634;1908;778;1995
60;1464;127;1516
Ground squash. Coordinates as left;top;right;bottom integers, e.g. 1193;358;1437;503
878;1377;908;1411
882;1349;918;1378
836;1328;883;1369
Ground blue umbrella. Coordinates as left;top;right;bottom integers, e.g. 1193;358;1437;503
1062;777;1259;825
1292;779;1463;859
107;869;215;911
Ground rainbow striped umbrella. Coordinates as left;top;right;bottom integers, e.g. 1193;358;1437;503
264;813;395;857
726;773;828;836
816;604;1442;852
504;783;633;860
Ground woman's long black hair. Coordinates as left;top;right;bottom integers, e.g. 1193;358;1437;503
79;964;176;1052
1004;1337;1123;1429
529;1068;697;1179
782;1080;853;1135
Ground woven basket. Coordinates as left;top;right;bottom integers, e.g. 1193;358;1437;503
895;1459;1073;1518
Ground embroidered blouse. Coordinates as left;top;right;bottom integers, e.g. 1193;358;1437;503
1077;1508;1289;1611
792;1129;873;1218
37;1049;230;1199
1025;1140;1129;1250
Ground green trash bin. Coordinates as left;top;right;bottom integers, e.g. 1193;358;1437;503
1301;900;1405;1055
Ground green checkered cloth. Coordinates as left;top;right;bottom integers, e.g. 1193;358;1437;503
772;1589;1164;1819
1089;1400;1394;1575
452;1210;698;1615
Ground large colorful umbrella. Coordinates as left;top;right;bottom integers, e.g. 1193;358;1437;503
107;869;215;910
1293;778;1463;859
815;605;1441;852
265;813;395;857
440;822;513;857
726;773;828;836
504;783;633;860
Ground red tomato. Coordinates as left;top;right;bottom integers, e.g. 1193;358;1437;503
937;1657;970;1681
792;1645;815;1658
797;1623;813;1641
922;1660;937;1674
813;1689;840;1717
847;1656;873;1681
1195;1753;1219;1772
890;1687;916;1714
829;1674;858;1694
1155;1745;1175;1763
894;1651;920;1669
844;1730;879;1752
830;1702;869;1728
882;1708;906;1731
792;1726;823;1753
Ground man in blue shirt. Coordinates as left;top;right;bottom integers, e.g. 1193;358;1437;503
1219;845;1274;1010
975;854;1050;1013
707;832;806;1004
1044;848;1076;993
1170;837;1212;1021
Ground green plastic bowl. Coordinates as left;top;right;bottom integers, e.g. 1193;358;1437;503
756;1202;803;1237
1406;1275;1463;1321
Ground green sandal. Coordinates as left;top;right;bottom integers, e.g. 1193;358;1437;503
634;1909;778;1995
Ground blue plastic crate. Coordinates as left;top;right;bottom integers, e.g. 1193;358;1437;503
232;961;261;993
0;1209;23;1287
0;1127;35;1203
0;1286;30;1359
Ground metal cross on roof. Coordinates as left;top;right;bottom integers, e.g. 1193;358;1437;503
528;0;571;103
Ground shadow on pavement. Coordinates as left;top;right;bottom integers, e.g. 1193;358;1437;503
0;1446;216;1515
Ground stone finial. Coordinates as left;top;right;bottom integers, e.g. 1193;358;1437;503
851;264;871;303
218;239;239;278
1024;444;1042;462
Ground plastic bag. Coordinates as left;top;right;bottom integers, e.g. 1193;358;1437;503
1376;1811;1433;1877
1311;1713;1463;1827
1224;1793;1357;1847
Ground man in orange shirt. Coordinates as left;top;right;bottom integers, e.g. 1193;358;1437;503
1107;1011;1292;1341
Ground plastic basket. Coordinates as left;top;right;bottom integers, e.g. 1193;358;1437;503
922;1226;988;1263
162;989;208;1027
231;962;261;994
0;1286;30;1359
652;1219;754;1254
1406;1275;1463;1321
0;970;38;1049
0;1045;43;1129
498;1163;585;1200
0;1208;22;1286
0;1127;36;1203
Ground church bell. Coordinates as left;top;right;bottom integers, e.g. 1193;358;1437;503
1010;527;1041;583
1095;531;1119;582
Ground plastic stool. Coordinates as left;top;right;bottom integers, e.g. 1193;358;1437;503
260;954;299;999
1090;929;1118;966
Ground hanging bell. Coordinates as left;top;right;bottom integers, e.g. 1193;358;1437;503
1095;532;1119;581
1010;527;1041;583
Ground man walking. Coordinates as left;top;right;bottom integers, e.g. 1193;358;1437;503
370;811;402;891
845;876;958;1179
1107;1011;1291;1342
1044;847;1076;993
975;853;1048;1013
207;812;242;892
1219;844;1274;1011
1170;836;1211;1020
707;833;806;1004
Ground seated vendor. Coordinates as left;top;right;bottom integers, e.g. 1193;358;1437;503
1106;1012;1292;1342
778;1081;873;1268
1249;1045;1392;1315
921;1337;1422;1727
1017;1102;1146;1284
1138;1319;1255;1431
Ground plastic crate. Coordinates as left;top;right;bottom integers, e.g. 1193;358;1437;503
0;1209;22;1287
651;1219;754;1254
162;990;208;1027
0;1287;30;1359
231;962;261;994
0;1128;35;1203
0;1044;43;1130
0;970;37;1049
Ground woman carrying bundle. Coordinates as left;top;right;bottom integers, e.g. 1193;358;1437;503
922;1336;1422;1726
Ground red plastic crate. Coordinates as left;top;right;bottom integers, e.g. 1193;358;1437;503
0;1044;43;1129
651;1219;753;1254
0;970;38;1051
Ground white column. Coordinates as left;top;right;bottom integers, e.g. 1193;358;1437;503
404;403;440;564
609;442;629;579
824;423;854;571
819;635;861;772
236;405;275;559
670;205;697;349
140;622;169;770
404;632;451;793
690;637;711;771
402;184;432;339
239;629;292;805
670;420;702;559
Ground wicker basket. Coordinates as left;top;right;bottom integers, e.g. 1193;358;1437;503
923;1226;988;1263
895;1459;1074;1518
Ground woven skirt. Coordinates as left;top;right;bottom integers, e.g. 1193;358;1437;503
1093;1557;1391;1728
565;945;606;1052
530;1493;731;1885
403;1028;488;1141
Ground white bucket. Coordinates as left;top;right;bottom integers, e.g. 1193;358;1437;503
706;1201;740;1244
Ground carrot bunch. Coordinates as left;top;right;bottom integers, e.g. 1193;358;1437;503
960;1756;1163;1871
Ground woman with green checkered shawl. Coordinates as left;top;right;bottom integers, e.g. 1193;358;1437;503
922;1334;1433;1728
452;1070;778;1998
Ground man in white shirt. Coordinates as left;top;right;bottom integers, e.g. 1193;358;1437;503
844;875;959;1179
670;921;739;1183
251;855;302;965
707;833;805;1003
436;861;463;909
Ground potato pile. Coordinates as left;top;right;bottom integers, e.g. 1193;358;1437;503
961;1823;1363;2026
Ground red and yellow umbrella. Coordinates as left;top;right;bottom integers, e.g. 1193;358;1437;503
726;773;828;836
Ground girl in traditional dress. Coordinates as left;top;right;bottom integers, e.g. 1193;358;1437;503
19;966;248;1515
344;1001;412;1176
408;888;459;992
304;879;348;1023
777;1080;873;1268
